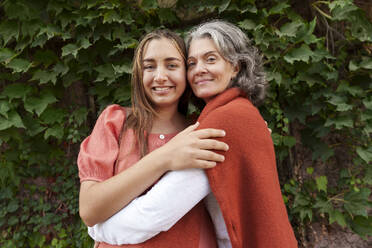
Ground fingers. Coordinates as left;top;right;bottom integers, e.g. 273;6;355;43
196;150;225;163
194;160;217;169
180;122;200;134
198;139;229;151
192;128;226;139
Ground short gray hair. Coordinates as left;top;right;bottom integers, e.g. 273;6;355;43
186;20;267;106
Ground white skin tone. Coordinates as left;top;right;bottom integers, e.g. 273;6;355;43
79;37;229;227
187;37;239;102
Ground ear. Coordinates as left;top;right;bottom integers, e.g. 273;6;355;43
232;63;239;78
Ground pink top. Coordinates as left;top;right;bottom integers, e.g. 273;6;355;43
77;105;216;248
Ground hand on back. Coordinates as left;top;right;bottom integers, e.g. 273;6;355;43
156;122;229;171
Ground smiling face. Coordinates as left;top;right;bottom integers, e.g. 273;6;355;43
187;38;238;102
142;38;186;110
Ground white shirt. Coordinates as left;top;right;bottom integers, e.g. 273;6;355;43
88;169;231;247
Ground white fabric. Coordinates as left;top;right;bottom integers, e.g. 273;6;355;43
88;168;231;247
205;194;232;248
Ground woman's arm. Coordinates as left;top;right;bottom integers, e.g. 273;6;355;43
88;168;210;245
79;121;229;227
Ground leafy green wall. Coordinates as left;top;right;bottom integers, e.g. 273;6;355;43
0;0;371;247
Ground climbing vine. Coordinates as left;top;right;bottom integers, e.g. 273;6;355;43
0;0;371;247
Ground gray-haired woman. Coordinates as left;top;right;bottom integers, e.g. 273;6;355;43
88;20;297;248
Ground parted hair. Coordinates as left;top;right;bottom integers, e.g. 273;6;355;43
186;20;267;106
125;29;190;157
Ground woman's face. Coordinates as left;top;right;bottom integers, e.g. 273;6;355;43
142;38;186;110
187;38;238;102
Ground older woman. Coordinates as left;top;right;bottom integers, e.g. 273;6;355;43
89;20;297;248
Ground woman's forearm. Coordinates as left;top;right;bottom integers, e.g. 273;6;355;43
88;168;211;245
79;149;170;227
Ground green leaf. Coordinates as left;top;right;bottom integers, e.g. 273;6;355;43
141;0;158;11
7;200;19;213
31;70;58;85
24;91;58;116
325;115;353;129
0;111;25;130
350;216;372;238
277;21;302;38
0;101;11;118
284;44;314;64
356;147;372;164
359;58;372;70
0;48;17;63
158;9;178;24
103;10;122;24
238;19;256;31
44;125;64;140
0;20;19;45
6;58;33;73
112;64;131;75
269;2;290;15
23;114;46;136
61;44;79;58
94;64;116;84
316;176;327;193
329;210;346;227
218;0;231;13
1;83;32;100
282;136;296;148
40;107;66;125
344;188;370;217
306;167;314;175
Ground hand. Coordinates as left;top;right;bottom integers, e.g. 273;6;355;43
265;121;272;134
156;122;229;171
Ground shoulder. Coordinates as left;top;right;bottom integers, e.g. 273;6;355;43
95;104;127;137
203;97;264;128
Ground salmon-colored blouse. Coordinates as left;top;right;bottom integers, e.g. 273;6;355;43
77;105;217;248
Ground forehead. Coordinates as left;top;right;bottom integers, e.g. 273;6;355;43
143;38;184;60
188;38;218;58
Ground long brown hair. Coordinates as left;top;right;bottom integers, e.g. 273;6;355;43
124;29;190;157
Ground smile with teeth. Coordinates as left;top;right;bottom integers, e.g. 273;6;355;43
152;86;174;92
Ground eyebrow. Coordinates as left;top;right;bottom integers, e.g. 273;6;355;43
187;50;218;60
143;57;183;62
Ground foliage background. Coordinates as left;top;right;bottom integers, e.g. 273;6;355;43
0;0;371;247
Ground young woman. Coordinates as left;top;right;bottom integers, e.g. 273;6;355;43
85;20;298;247
78;30;230;248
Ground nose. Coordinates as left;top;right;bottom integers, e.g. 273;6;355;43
193;61;207;76
154;67;167;83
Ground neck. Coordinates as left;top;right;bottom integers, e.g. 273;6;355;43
151;104;187;134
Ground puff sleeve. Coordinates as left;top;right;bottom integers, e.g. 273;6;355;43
77;105;126;182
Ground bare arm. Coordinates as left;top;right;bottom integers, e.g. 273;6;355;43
79;122;229;226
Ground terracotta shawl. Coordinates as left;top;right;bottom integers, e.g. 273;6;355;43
198;88;298;248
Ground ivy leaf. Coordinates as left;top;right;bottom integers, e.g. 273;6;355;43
218;0;231;13
315;176;328;193
40;107;67;125
0;20;19;45
33;50;58;67
94;64;116;84
158;9;178;24
359;58;372;70
325;115;353;129
269;2;290;15
329;210;346;227
0;48;17;63
350;216;372;239
141;0;158;11
0;111;25;130
103;10;122;24
61;44;79;58
24;91;58;116
282;136;296;148
238;19;256;31
31;70;58;85
344;188;370;217
6;58;33;73
277;21;302;38
284;44;314;64
23;114;46;136
113;63;131;75
0;101;11;118
356;147;372;164
44;125;64;140
1;83;32;100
